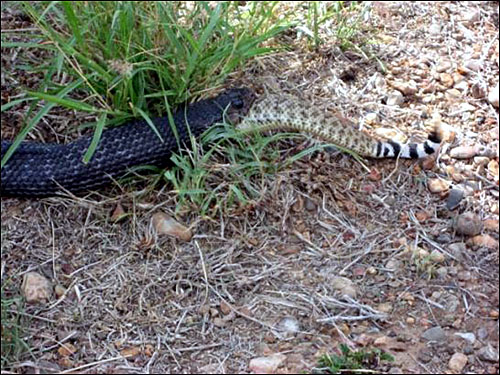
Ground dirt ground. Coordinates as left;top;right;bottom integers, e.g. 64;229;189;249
1;2;499;374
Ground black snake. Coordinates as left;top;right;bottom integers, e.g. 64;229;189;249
1;88;254;197
1;88;442;198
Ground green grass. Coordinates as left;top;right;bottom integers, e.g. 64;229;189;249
314;344;395;374
1;284;31;368
1;1;370;214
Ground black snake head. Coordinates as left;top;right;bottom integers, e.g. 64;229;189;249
214;87;256;124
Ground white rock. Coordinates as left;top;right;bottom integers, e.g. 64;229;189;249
22;272;52;304
488;84;499;107
449;353;468;373
249;354;286;374
387;91;404;106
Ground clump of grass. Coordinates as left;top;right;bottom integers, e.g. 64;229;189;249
1;284;31;368
314;344;395;374
1;1;292;167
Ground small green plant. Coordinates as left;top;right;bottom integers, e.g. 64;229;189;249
1;285;31;368
315;344;394;374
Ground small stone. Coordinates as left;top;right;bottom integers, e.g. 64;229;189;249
448;242;466;259
152;212;192;241
483;219;499;232
421;326;446;342
471;83;486;99
454;80;469;92
454;332;476;344
428;178;450;193
429;23;441;35
459;102;476;112
374;336;390;346
488;84;499;107
249;354;286;374
440;73;454;88
448;353;468;373
445;89;462;100
454;212;483;236
436;60;452;73
22;272;52;304
477;344;499;362
467;234;498;249
446;188;464;210
450;146;480;159
387;90;404;106
464;60;482;72
54;285;66;298
390;80;418;95
331;276;357;298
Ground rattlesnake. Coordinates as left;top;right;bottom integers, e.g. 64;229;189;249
237;94;443;159
1;88;442;197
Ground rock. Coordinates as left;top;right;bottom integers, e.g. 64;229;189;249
483;218;499;232
439;73;454;88
459;102;476;112
331;276;357;298
436;60;452;73
471;83;486;99
249;354;286;374
448;353;468;373
488;84;499;107
448;242;466;259
450;145;480;159
453;212;483;236
428;178;450;193
467;234;498;249
477;344;499;362
464;59;482;72
22;272;52;304
445;89;462;100
387;90;404;106
421;326;447;342
390;80;418;95
429;23;441;35
446;188;464;210
454;332;476;345
152;212;192;241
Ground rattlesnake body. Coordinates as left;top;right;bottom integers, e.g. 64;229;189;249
238;94;442;159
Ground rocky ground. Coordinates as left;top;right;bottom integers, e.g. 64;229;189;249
1;2;499;374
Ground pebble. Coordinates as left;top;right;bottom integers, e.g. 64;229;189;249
471;83;486;98
249;354;286;374
448;352;468;373
152;212;192;241
477;344;499;362
448;242;466;259
390;80;418;95
387;90;404;106
22;272;52;304
429;23;442;35
453;212;483;236
439;73;454;88
446;188;464;210
421;326;447;342
331;276;358;298
450;145;480;159
428;178;450;193
454;80;469;91
436;60;452;73
454;332;476;345
488;83;499;107
445;88;462;100
467;234;499;249
464;59;482;72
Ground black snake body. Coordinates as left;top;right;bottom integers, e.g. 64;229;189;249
1;88;253;197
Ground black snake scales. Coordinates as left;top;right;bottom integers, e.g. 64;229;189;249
1;88;254;197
